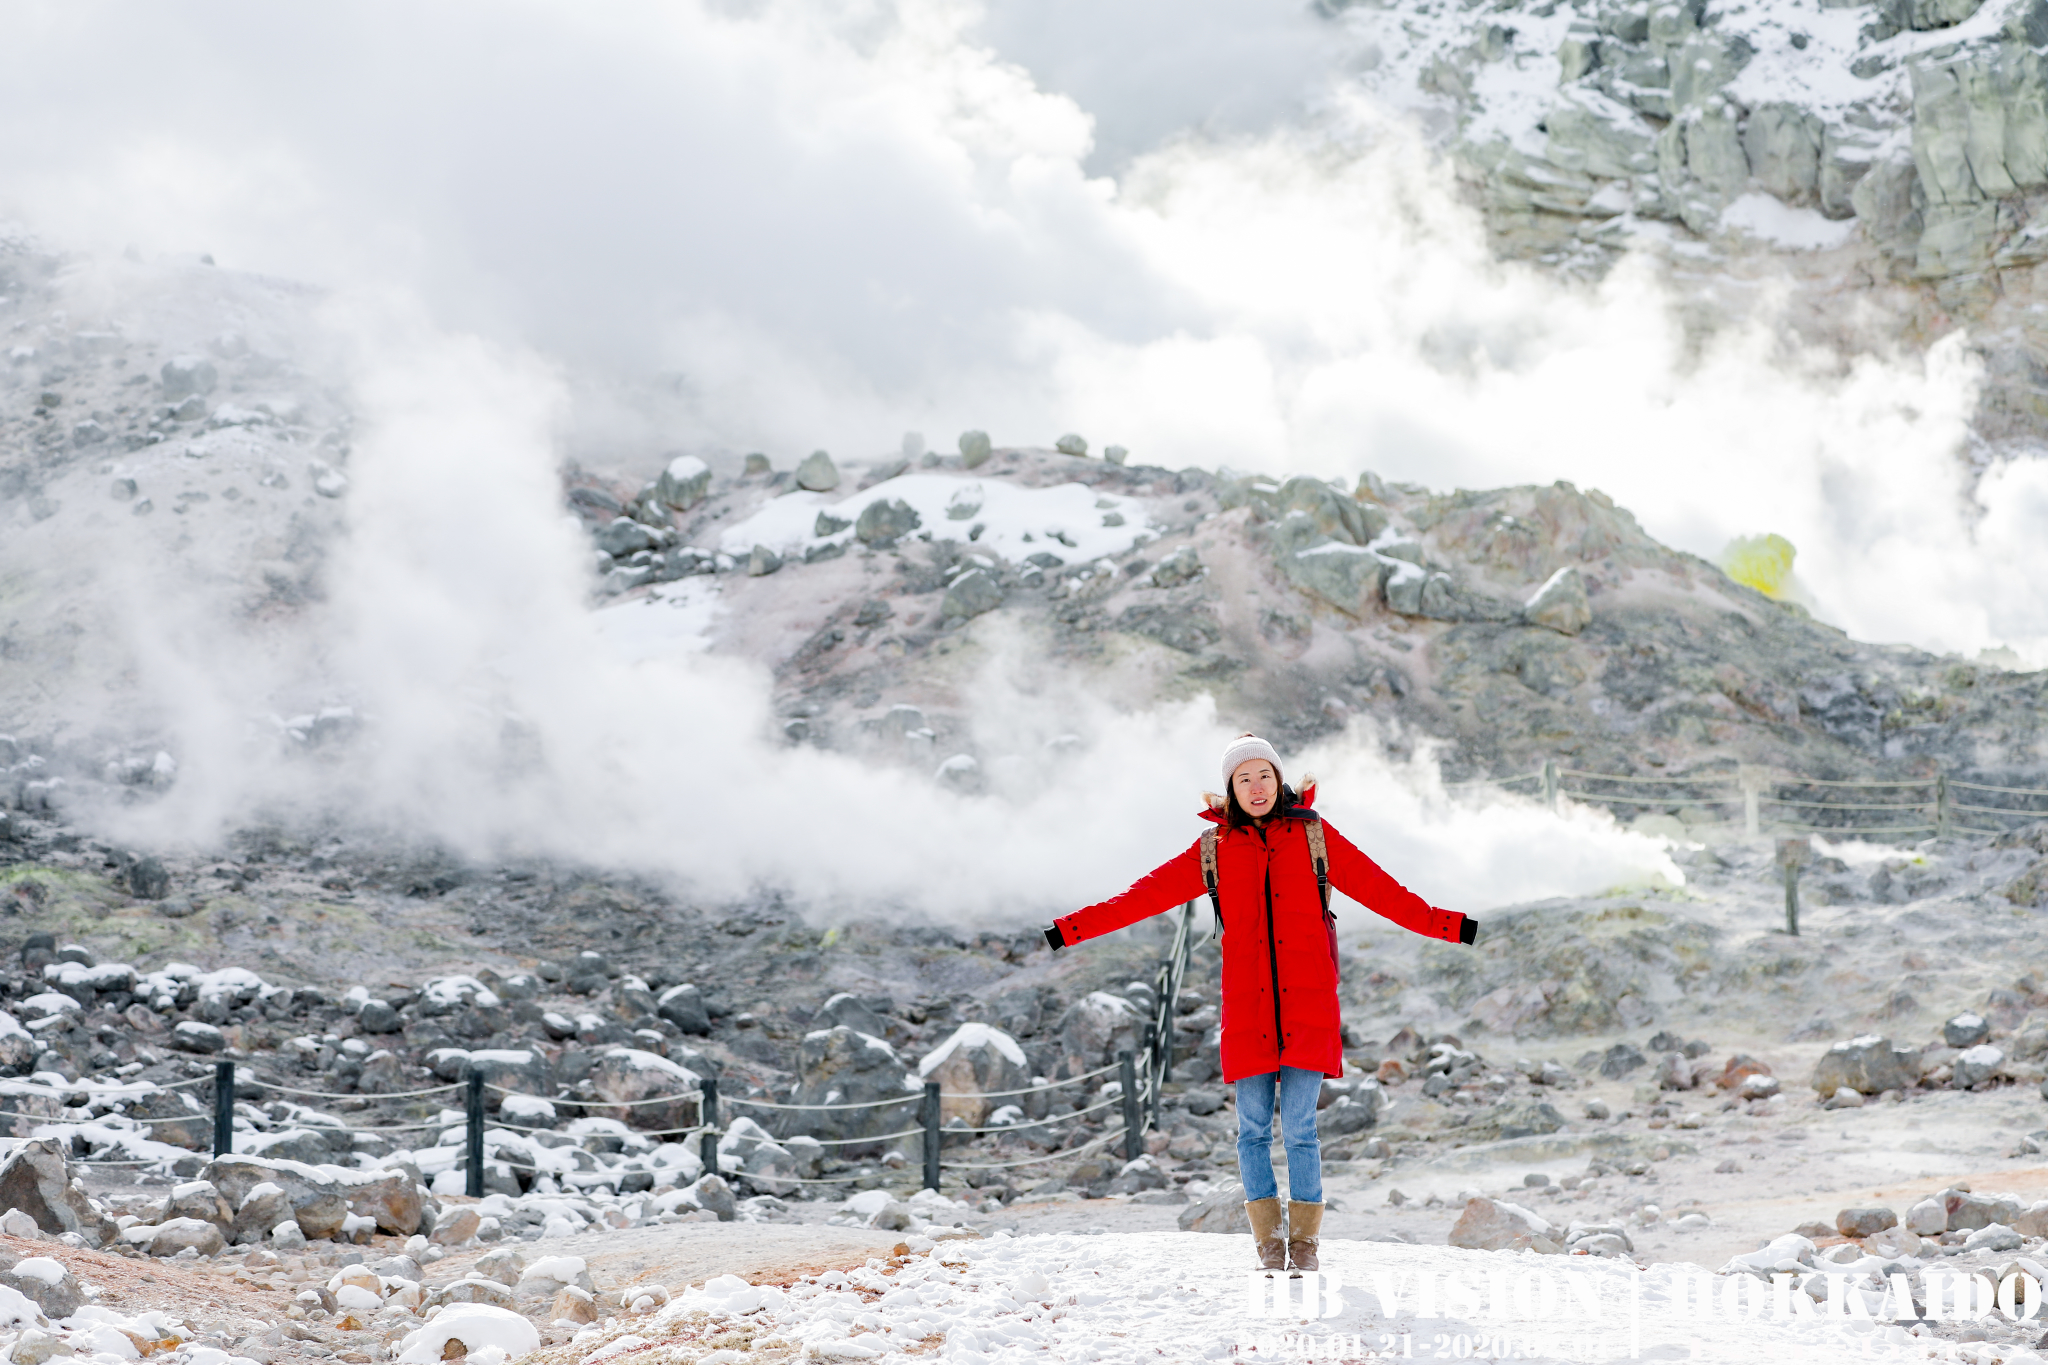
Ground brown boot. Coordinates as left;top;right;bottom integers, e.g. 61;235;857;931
1287;1201;1324;1273
1245;1197;1286;1271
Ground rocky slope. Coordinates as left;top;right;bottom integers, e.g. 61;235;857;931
1330;0;2048;431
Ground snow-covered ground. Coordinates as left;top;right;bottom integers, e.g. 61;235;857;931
549;1230;2037;1365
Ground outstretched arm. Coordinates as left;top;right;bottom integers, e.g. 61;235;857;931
1322;821;1477;944
1047;841;1206;950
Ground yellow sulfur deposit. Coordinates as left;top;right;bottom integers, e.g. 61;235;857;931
1721;533;1796;598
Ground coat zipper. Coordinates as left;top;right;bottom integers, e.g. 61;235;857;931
1260;826;1284;1060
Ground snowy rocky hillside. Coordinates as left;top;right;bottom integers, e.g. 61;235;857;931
1330;0;2048;427
578;437;2048;792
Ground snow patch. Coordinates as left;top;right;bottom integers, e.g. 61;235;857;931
1720;194;1856;252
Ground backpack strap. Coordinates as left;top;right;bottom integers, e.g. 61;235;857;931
1199;828;1222;938
1303;817;1330;915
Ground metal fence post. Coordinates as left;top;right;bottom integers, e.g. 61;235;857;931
1776;837;1808;938
212;1061;234;1158
699;1075;720;1179
922;1081;942;1192
464;1070;484;1197
1144;1022;1163;1132
1119;1050;1142;1163
1937;772;1952;838
1543;760;1560;813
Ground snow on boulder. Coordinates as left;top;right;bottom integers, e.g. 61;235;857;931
589;1048;701;1131
416;975;501;1015
0;1285;41;1330
517;1255;594;1297
786;1027;916;1143
395;1303;538;1363
1054;991;1143;1076
463;1048;549;1097
1447;1197;1561;1253
917;1023;1029;1127
655;455;712;512
0;1256;82;1318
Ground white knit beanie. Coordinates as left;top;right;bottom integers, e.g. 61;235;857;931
1219;734;1283;791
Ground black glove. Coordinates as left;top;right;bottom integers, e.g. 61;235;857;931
1044;924;1066;951
1458;917;1479;946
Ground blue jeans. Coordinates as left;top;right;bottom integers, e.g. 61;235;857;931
1234;1066;1323;1203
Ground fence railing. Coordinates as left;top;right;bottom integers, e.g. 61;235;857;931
5;916;1200;1199
1452;759;2048;841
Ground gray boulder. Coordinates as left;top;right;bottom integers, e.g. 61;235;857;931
1462;1098;1566;1143
1945;1189;2024;1232
941;568;1003;621
1836;1206;1898;1238
855;499;920;546
596;518;663;557
0;1258;83;1319
1054;434;1088;456
1953;1043;2005;1089
464;1048;549;1097
204;1156;348;1240
1177;1180;1252;1234
1053;991;1143;1078
815;992;890;1038
160;1179;231;1228
958;431;993;468
148;1217;224;1258
1599;1043;1647;1079
657;983;711;1035
783;1026;916;1144
1811;1035;1921;1097
230;1182;295;1245
160;356;219;400
0;1141;114;1245
688;1173;737;1221
128;856;169;900
1449;1198;1561;1253
1283;536;1393;617
746;545;782;577
1149;546;1202;589
1944;1012;1991;1048
653;456;711;512
172;1022;226;1054
795;451;841;492
919;1023;1030;1127
125;1089;211;1150
1269;475;1384;546
1524;567;1593;635
1315;1084;1382;1137
589;1048;701;1132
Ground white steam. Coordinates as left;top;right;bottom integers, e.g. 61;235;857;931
0;0;2018;922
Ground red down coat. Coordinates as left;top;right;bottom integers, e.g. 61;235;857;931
1052;787;1468;1083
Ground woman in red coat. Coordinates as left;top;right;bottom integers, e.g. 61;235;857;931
1044;734;1479;1272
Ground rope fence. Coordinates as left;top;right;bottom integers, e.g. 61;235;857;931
1449;759;2048;841
7;972;1191;1204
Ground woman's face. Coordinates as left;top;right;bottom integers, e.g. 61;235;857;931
1232;759;1280;821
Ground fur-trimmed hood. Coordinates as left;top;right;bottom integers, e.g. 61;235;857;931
1199;774;1317;823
